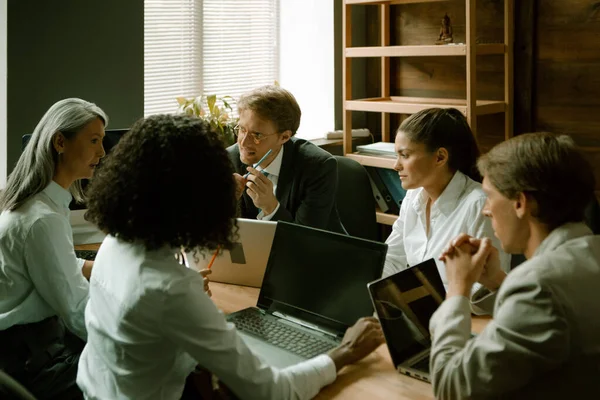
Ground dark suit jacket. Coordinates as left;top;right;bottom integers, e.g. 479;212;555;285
227;137;346;234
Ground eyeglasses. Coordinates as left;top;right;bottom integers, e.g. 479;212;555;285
233;125;278;145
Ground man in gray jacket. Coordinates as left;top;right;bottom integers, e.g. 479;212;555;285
432;132;600;399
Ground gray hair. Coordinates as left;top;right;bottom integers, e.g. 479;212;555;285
0;98;109;211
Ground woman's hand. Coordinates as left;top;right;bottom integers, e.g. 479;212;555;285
200;268;212;297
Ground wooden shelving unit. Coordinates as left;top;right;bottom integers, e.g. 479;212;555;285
342;0;514;226
345;43;506;58
345;153;396;169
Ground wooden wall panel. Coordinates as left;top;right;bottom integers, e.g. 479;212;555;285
535;0;600;198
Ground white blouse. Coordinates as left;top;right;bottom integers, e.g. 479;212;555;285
0;181;88;339
77;235;336;400
383;171;511;288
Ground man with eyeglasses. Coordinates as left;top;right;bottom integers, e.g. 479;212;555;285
227;85;346;234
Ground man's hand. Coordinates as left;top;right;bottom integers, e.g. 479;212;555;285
200;268;212;297
443;237;495;298
440;233;506;292
245;167;278;215
327;317;385;372
233;173;247;200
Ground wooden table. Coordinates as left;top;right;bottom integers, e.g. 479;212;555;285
76;243;491;399
211;282;491;400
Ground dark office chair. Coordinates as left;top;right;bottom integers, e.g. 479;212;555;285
511;197;600;269
334;156;379;241
0;370;37;400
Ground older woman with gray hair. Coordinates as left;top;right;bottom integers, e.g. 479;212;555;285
0;98;108;399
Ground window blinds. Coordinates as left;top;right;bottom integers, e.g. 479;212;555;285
144;0;278;117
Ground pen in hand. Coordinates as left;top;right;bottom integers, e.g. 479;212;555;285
207;246;220;270
243;149;273;179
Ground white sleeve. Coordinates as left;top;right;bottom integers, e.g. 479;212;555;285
164;276;337;400
382;197;409;277
467;197;511;274
258;202;281;221
25;215;89;339
466;197;511;315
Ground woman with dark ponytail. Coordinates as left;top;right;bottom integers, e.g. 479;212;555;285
382;108;510;313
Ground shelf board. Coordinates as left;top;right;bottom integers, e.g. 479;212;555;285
345;44;505;58
346;153;396;169
345;96;506;116
346;0;449;5
376;210;398;226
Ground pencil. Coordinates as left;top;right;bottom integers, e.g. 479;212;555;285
243;149;273;179
206;246;220;270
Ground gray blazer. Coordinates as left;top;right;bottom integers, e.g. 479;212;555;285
429;222;600;399
227;137;346;234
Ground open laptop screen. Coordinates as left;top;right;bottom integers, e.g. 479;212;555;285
368;258;445;366
257;221;387;334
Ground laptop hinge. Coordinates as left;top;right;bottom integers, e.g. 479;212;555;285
272;311;338;340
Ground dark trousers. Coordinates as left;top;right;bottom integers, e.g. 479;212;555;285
0;317;83;400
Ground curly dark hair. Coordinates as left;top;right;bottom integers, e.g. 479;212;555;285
85;114;238;252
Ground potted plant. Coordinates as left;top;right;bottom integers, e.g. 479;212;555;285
176;94;238;147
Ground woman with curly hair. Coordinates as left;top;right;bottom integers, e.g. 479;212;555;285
0;98;108;399
76;114;383;400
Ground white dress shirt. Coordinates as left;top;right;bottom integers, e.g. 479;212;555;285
383;171;511;289
0;181;88;339
77;235;337;400
257;145;283;221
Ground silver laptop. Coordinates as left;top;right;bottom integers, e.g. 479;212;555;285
186;218;277;287
367;258;446;383
227;221;388;368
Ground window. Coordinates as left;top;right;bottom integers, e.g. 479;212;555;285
279;0;334;139
144;0;279;117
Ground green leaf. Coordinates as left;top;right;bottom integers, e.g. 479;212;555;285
194;96;204;113
207;94;217;114
212;105;221;119
222;98;232;111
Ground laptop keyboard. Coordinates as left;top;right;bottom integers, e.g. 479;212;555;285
75;249;98;261
229;311;337;359
412;356;430;373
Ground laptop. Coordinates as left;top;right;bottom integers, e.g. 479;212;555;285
186;218;277;288
227;221;388;368
367;258;446;383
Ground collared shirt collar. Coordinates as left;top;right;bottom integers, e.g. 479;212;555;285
533;222;593;257
42;180;73;210
260;145;284;178
411;171;468;216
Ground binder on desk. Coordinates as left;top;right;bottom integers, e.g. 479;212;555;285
366;167;399;215
376;168;406;209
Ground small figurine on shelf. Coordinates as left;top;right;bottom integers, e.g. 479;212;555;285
436;13;453;45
